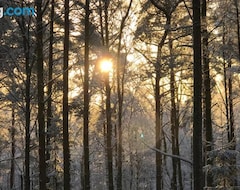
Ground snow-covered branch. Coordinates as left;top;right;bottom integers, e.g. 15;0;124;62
141;140;193;165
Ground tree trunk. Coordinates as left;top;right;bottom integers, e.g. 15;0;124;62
18;14;31;190
234;0;240;58
192;0;203;189
104;0;109;48
154;15;170;190
16;4;32;189
10;105;15;189
63;0;70;188
36;0;46;188
222;21;235;151
169;37;183;190
116;1;133;189
228;60;236;187
103;1;113;189
228;65;234;149
170;70;177;190
83;0;90;189
202;0;213;187
176;124;183;190
155;46;162;190
222;24;230;145
46;0;54;187
148;2;173;189
24;33;31;190
105;72;114;190
25;58;31;190
169;39;177;190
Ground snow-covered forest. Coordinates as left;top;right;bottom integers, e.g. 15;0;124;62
0;0;240;189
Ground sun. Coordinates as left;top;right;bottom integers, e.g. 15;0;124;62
100;59;113;72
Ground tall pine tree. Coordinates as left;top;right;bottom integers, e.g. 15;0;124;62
192;0;203;189
63;0;70;188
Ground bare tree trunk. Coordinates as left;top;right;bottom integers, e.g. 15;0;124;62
202;0;213;188
98;0;105;45
63;0;70;188
36;0;46;188
103;1;113;189
154;15;170;189
116;1;133;189
176;124;183;190
222;21;235;151
128;128;133;190
17;14;31;190
104;71;113;190
234;0;240;58
46;0;54;187
148;2;175;189
228;66;234;150
83;0;91;189
233;1;239;186
169;36;183;190
222;24;230;144
155;51;162;190
104;0;109;48
169;38;177;190
24;34;31;190
10;105;15;189
192;0;203;189
15;3;32;188
25;57;31;190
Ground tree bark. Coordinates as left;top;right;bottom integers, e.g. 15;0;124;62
103;1;113;189
169;37;183;190
24;28;31;190
154;15;170;190
63;0;70;188
83;0;90;189
105;72;113;190
155;47;162;190
116;1;133;189
16;3;32;189
148;2;177;189
169;39;177;190
46;0;54;186
234;0;240;58
24;55;31;190
228;68;234;148
202;0;213;187
192;0;203;189
17;14;31;190
10;105;15;189
36;0;46;188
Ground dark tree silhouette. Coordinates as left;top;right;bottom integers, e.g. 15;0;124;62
83;0;91;189
46;0;55;187
169;37;183;190
16;13;32;190
149;1;181;189
116;1;133;189
36;0;46;188
192;0;203;189
202;0;213;187
63;0;71;188
234;0;240;58
10;106;15;189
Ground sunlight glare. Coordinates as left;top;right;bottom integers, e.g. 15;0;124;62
69;87;80;98
215;74;222;82
100;59;113;72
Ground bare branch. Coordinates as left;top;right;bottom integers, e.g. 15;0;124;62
149;0;168;16
141;139;193;165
